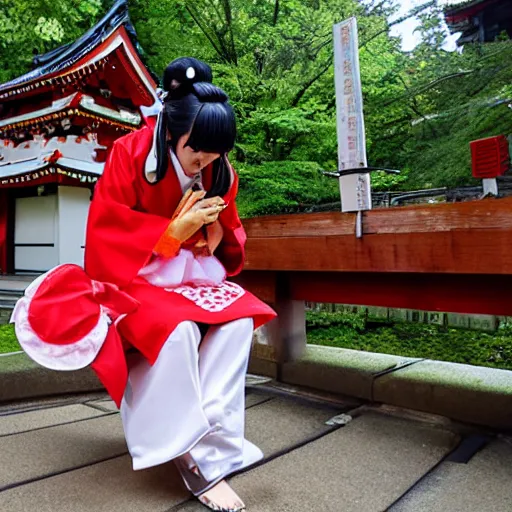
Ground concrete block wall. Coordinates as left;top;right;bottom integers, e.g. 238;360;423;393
0;308;11;325
311;304;502;333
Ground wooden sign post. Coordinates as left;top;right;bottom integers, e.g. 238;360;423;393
333;17;371;236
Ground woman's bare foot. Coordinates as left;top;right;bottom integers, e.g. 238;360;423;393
198;480;245;511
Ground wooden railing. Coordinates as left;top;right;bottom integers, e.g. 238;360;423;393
233;197;512;364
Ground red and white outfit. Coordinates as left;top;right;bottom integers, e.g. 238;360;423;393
11;116;276;494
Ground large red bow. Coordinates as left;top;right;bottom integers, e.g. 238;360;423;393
27;264;139;407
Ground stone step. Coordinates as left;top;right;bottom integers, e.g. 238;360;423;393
0;289;23;308
0;276;34;293
0;353;104;402
280;345;512;429
0;290;22;320
0;296;18;308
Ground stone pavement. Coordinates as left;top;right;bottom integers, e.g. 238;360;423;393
0;383;511;512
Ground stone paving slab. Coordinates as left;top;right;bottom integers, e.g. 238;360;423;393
0;392;109;415
86;391;276;413
0;392;347;509
0;455;189;512
173;411;458;512
390;439;512;512
0;404;106;436
0;414;126;490
86;399;119;412
244;391;274;409
243;396;342;456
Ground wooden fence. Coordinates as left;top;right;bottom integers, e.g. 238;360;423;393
233;197;512;363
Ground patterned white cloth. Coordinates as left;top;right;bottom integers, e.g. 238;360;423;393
138;249;246;312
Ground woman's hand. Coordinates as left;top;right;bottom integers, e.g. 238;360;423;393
206;221;224;254
166;194;226;243
191;196;226;225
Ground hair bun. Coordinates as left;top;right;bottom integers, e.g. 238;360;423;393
163;57;213;96
192;82;228;103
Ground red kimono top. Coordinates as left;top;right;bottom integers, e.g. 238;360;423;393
85;119;276;369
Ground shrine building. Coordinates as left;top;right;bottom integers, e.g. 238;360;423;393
443;0;512;45
0;0;158;274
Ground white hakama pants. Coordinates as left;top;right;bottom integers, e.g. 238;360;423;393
120;318;263;495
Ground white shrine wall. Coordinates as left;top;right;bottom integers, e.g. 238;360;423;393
14;194;59;272
13;185;91;273
57;186;90;267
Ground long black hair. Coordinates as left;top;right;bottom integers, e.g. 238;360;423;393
154;57;235;198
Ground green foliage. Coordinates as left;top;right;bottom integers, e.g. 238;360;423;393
394;39;512;189
0;324;21;354
128;0;412;211
306;309;367;331
236;160;339;217
307;311;512;370
0;0;105;83
1;0;511;208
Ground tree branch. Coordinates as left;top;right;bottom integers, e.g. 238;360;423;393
185;4;227;62
273;0;279;26
291;58;333;107
220;0;238;65
203;0;225;23
359;0;436;50
396;74;437;136
380;70;475;108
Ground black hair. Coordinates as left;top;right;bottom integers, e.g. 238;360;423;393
163;57;212;92
154;57;235;197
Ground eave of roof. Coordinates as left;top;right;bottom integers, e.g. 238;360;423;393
0;160;103;185
0;0;157;103
443;0;502;19
0;93;141;133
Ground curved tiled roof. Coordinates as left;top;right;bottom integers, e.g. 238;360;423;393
440;0;485;10
0;0;151;94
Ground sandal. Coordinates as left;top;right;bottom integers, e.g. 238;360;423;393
197;480;245;512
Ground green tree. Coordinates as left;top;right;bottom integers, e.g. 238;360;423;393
3;0;511;213
0;0;104;83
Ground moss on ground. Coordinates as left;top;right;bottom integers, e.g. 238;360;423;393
0;324;21;354
307;311;512;371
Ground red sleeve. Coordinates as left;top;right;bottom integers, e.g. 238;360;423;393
85;141;171;287
216;172;247;277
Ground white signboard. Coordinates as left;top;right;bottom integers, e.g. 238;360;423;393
333;17;372;213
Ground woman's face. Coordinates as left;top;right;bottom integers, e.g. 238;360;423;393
175;134;220;177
